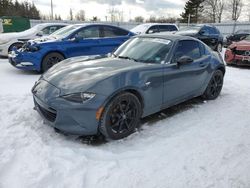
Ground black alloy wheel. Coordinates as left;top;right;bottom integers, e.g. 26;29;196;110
42;52;64;72
203;70;224;100
100;92;142;140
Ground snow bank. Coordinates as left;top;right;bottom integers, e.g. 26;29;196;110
0;56;250;188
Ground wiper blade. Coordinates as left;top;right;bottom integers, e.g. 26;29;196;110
117;56;138;62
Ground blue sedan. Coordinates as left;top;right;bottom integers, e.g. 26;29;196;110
32;35;225;140
8;24;134;72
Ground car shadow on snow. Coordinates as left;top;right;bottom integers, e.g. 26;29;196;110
8;68;40;75
78;97;205;145
140;97;204;125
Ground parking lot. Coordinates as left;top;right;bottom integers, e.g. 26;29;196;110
0;51;250;187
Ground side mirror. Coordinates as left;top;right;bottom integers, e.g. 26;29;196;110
177;56;193;66
36;31;43;37
72;35;83;42
148;30;154;34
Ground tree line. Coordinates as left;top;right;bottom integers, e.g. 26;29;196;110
180;0;246;23
134;0;247;24
0;0;40;19
0;0;248;23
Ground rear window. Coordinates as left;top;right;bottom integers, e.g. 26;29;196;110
102;26;129;37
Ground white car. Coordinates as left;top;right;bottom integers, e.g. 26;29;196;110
131;23;178;35
0;23;68;57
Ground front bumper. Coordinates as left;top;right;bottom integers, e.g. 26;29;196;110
8;50;43;71
32;80;106;136
225;49;250;66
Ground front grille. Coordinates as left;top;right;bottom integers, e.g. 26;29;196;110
235;50;250;56
36;102;57;122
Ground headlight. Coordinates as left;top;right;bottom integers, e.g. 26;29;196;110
0;39;10;45
26;45;40;52
61;92;96;103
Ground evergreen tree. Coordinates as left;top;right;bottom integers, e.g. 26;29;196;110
180;0;204;23
0;0;40;19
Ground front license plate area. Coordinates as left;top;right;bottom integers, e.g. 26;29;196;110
242;56;250;62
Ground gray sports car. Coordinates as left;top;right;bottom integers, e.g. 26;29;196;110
32;34;225;140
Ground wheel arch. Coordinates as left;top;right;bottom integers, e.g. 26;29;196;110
101;87;145;115
40;50;66;70
8;42;24;52
217;65;225;75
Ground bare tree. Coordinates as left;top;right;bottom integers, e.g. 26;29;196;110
75;10;85;21
69;8;73;20
107;6;123;22
202;0;224;23
134;16;144;23
230;0;243;21
217;0;224;23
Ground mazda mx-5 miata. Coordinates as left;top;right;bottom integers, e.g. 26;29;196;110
32;35;225;140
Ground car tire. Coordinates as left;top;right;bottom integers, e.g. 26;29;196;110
216;42;222;52
8;42;24;53
99;92;142;140
42;52;64;72
202;70;224;100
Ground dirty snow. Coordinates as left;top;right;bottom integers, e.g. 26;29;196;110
0;52;250;188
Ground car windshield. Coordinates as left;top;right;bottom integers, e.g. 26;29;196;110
244;35;250;40
131;24;150;34
113;37;172;64
50;25;82;38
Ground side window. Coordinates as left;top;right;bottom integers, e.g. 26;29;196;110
146;25;159;34
75;26;100;38
102;26;129;37
41;26;64;35
199;42;211;56
172;40;201;63
41;26;51;35
159;25;178;32
169;25;178;31
159;25;170;32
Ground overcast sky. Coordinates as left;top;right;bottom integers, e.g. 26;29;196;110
23;0;249;21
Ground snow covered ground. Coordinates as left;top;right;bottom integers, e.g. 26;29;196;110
0;53;250;188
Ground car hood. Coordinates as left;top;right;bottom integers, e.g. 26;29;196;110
42;57;146;95
29;36;60;45
229;40;250;50
0;30;37;40
175;30;197;36
32;36;58;43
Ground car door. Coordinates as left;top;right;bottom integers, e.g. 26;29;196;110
64;25;102;57
98;26;131;54
162;40;210;107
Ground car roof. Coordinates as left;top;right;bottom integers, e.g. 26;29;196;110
35;23;69;26
138;33;198;41
72;23;128;28
136;23;177;26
